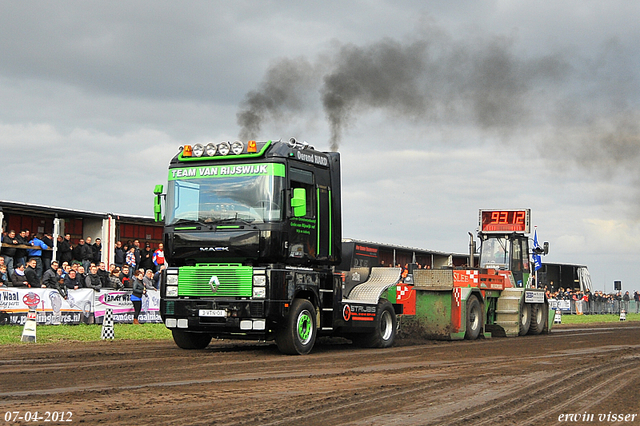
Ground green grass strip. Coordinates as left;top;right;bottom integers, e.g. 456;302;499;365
0;323;172;345
557;313;640;324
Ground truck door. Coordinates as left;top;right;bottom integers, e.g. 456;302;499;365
510;237;530;287
288;167;317;261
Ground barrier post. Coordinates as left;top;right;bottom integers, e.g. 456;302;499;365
554;309;562;324
101;307;115;340
21;309;37;342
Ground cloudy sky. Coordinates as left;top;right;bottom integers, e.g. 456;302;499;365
2;1;640;292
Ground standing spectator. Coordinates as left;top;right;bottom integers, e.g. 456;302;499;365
584;289;593;315
41;233;54;272
153;264;166;289
1;229;19;277
72;239;85;264
15;230;29;268
58;234;73;264
130;269;146;324
109;267;124;290
634;291;640;314
64;269;81;290
143;269;155;289
119;265;131;287
42;261;60;288
153;243;165;271
85;265;102;291
92;238;103;264
114;241;125;268
27;233;49;281
25;258;40;288
11;263;28;287
125;247;137;276
623;291;630;313
133;240;141;270
81;238;94;272
0;264;9;287
77;265;88;284
97;262;110;287
140;243;153;271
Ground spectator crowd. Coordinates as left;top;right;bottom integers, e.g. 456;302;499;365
0;229;166;298
546;287;640;315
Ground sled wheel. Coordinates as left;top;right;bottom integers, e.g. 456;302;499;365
464;296;483;340
353;300;397;348
528;303;547;335
519;302;531;336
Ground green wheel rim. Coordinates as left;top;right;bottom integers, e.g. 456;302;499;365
297;310;313;344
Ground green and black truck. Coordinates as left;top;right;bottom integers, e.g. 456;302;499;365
154;138;401;354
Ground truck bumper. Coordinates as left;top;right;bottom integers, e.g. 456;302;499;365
161;299;277;338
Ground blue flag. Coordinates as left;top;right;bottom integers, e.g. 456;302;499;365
533;229;542;271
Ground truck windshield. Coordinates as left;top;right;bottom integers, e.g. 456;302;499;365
166;174;284;225
480;237;510;269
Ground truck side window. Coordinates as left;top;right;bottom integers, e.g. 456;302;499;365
290;168;315;219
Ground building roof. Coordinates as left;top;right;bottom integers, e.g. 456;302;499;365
0;200;155;224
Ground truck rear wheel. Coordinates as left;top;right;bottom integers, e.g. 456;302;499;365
464;296;483;340
528;303;547;335
172;329;212;349
276;299;317;355
519;302;531;336
353;300;397;348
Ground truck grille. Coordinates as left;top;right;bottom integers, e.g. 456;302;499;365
178;264;253;297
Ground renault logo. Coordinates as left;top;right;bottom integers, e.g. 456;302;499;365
209;275;221;293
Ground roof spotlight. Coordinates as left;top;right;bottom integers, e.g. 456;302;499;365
218;141;230;156
231;140;244;155
192;143;204;157
205;143;217;156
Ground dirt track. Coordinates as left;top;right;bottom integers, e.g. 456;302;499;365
1;322;640;425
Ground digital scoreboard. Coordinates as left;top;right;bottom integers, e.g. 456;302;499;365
479;209;531;234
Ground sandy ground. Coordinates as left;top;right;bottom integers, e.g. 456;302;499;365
1;322;640;425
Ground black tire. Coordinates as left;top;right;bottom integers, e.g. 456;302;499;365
353;300;397;348
519;302;531;336
172;329;212;349
528;303;547;335
276;299;317;355
464;296;483;340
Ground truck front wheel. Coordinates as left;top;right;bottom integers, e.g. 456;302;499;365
276;299;317;355
353;300;397;348
172;329;212;349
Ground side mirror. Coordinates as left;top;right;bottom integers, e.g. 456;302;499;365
543;241;549;255
153;185;164;222
291;188;306;217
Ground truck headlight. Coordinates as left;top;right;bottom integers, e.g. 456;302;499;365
253;287;266;298
253;275;266;286
166;274;178;285
166;286;179;297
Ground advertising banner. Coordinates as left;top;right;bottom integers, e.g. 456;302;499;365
0;287;162;325
94;289;161;324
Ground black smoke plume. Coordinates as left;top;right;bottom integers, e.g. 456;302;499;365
237;21;640;209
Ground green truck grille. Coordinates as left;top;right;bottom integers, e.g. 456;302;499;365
178;264;253;297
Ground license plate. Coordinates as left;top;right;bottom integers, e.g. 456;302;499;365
199;309;226;317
